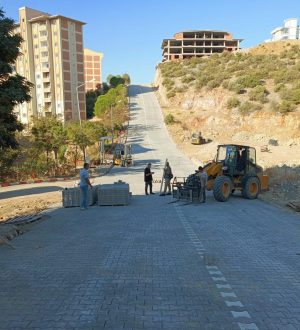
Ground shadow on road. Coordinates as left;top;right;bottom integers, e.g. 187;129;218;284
129;85;153;96
0;186;64;200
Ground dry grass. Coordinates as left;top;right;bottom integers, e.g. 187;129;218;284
264;166;300;185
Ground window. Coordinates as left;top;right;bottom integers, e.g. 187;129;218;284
41;41;48;47
40;30;47;37
41;51;48;57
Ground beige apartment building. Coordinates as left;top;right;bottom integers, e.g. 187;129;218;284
84;49;103;92
162;30;243;62
14;7;86;124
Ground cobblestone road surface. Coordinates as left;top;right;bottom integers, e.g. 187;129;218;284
0;85;299;329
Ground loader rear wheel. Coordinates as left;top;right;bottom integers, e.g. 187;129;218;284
213;176;233;202
242;176;260;199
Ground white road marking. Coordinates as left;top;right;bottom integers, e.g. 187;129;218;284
174;204;258;329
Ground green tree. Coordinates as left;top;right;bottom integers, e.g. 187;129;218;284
122;73;131;85
110;75;125;87
106;74;113;84
31;116;67;174
66;121;106;165
0;9;33;175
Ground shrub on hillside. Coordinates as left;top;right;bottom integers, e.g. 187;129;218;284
226;97;240;109
238;101;258;115
166;90;176;99
181;75;195;84
278;100;296;113
249;86;269;103
206;77;224;90
195;76;210;89
274;83;285;92
174;86;185;93
164;113;175;125
235;73;262;89
162;78;175;91
280;87;300;105
227;81;245;94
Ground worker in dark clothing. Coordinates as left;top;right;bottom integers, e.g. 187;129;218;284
144;163;155;195
237;149;247;171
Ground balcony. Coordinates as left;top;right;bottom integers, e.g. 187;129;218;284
43;77;50;83
43;85;51;93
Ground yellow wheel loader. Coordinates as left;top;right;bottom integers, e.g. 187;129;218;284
204;144;269;202
191;132;206;145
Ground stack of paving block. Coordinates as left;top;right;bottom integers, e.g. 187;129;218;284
62;185;99;207
97;182;130;206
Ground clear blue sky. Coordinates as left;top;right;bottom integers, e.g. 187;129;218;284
2;0;300;83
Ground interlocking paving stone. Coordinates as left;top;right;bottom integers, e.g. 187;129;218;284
1;85;300;329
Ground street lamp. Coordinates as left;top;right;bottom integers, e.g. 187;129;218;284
76;78;95;128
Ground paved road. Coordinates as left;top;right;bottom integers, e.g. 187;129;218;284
0;85;300;330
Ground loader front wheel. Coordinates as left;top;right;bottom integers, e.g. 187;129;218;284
213;176;232;202
242;176;260;199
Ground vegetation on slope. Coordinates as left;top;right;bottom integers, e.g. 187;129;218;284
158;41;300;115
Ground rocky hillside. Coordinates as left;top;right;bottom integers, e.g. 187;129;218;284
154;40;300;149
154;41;300;208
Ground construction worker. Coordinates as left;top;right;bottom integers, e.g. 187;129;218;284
160;161;173;196
79;163;92;210
197;166;208;203
144;163;155;195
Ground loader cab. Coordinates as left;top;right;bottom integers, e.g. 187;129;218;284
216;144;257;176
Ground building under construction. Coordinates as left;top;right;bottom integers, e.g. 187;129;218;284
161;30;243;62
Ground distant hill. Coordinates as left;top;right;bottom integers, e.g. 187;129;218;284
154;40;300;147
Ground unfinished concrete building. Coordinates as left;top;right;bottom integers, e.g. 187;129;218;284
162;30;243;62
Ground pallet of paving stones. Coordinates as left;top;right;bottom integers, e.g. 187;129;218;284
62;185;99;207
97;182;130;206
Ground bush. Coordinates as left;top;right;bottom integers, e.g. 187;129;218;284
181;75;195;84
207;79;222;89
249;86;269;103
268;139;279;146
162;78;175;90
226;97;240;109
195;76;209;89
165;113;175;125
281;87;300;104
235;73;262;88
238;101;257;115
227;81;245;94
174;86;185;93
274;83;284;92
278;100;296;113
166;90;176;99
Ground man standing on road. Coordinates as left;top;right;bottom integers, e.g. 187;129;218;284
198;166;208;203
160;161;173;196
144;163;155;195
80;163;92;210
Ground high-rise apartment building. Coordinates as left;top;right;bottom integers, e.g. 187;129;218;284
84;49;103;92
14;7;86;124
162;30;243;62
